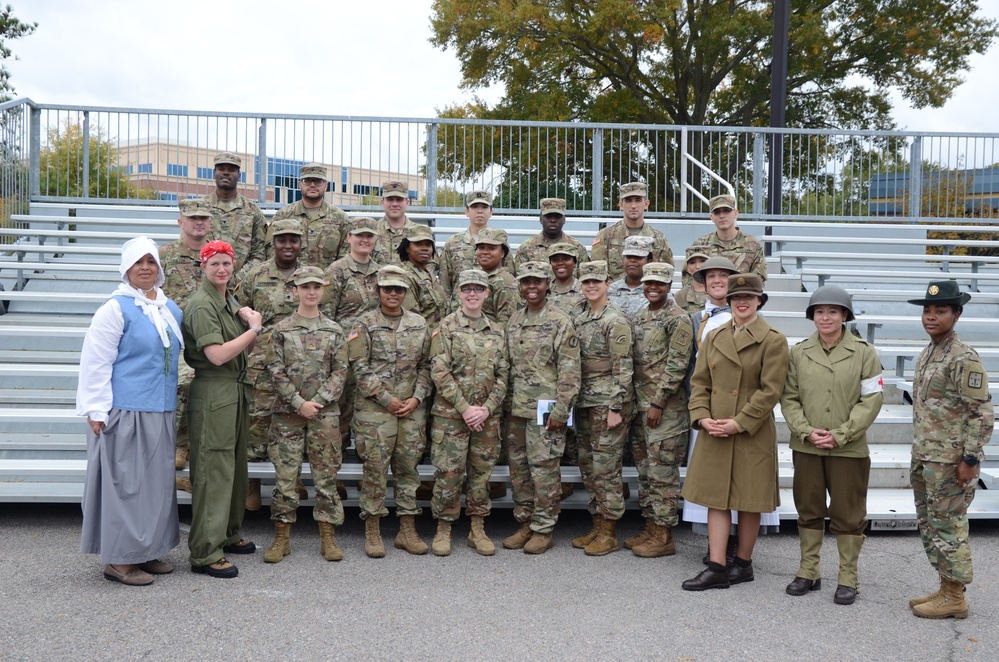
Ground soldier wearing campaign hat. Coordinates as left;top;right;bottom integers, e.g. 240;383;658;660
270;162;351;268
906;280;993;619
202;151;267;281
513;197;589;275
685;193;767;289
591;182;673;281
439;189;495;293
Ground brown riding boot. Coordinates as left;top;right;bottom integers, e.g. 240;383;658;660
175;446;188;470
912;579;969;619
432;520;452;556
624;518;655;550
503;522;533;550
584;517;620;556
394;515;429;555
524;532;554;555
467;515;496;556
364;515;385;558
318;521;343;561
245;479;262;512
632;523;676;558
263;521;292;563
572;513;601;549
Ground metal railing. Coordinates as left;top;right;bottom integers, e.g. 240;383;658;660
3;98;999;224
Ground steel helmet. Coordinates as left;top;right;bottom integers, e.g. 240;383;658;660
806;285;855;321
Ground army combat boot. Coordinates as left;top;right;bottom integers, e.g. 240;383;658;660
624;518;655;550
263;521;292;563
912;579;969;619
318;521;343;561
571;513;601;549
632;523;676;558
175;446;188;470
245;479;262;512
364;515;385;558
523;532;554;555
467;515;496;556
503;522;532;550
584;517;620;556
395;515;429;555
432;520;452;556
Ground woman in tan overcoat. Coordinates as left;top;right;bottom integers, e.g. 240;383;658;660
681;273;788;591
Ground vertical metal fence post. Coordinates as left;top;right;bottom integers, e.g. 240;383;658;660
679;128;688;215
591;128;603;212
82;111;90;198
909;137;922;221
257;118;267;204
752;132;765;217
29;105;40;199
426;121;438;211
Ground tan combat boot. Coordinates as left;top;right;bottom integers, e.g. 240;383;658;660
909;576;957;608
524;532;554;555
175;446;188;470
624;518;655;550
245;478;262;512
318;521;343;561
912;579;969;619
263;521;292;563
296;480;309;501
584;517;620;556
467;515;496;556
175;476;193;493
394;515;429;555
432;520;452;556
632;523;676;558
503;522;533;550
571;513;601;549
364;515;385;558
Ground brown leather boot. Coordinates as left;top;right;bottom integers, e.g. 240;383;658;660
364;515;385;558
467;515;495;556
432;520;452;557
175;476;193;493
318;521;343;561
263;521;291;563
175;446;188;470
632;523;676;558
245;479;262;512
624;518;655;550
571;513;601;549
584;517;620;556
394;515;429;555
912;579;969;619
503;522;533;550
524;532;554;555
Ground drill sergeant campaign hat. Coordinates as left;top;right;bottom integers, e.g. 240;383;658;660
907;279;972;306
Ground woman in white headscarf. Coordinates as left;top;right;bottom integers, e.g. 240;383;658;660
76;237;184;586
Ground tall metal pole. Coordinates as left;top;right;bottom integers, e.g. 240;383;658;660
767;0;790;254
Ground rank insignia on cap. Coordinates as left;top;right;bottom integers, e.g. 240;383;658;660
737;277;746;286
928;285;939;295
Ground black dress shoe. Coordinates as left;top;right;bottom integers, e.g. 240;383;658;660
786;577;822;596
728;564;754;585
222;539;256;554
834;584;857;605
682;568;731;591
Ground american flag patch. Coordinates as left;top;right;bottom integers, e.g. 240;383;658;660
347;328;359;341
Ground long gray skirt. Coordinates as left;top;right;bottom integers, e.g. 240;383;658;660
80;409;180;564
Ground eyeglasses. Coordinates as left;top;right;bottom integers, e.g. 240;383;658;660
381;285;406;294
460;285;486;293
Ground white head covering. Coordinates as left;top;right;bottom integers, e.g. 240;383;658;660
113;236;183;349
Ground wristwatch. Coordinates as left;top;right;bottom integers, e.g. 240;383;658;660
610;407;622;413
962;455;979;467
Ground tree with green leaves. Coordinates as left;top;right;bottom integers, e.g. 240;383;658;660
0;4;36;102
40;122;155;200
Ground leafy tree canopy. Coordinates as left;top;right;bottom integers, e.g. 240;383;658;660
40;122;156;200
0;4;36;102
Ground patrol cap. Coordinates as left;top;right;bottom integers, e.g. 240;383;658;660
579;260;609;282
806;284;855;322
269;219;304;238
382;180;409;199
546;242;578;261
348;216;378;235
457;269;490;289
465;190;493;207
474;226;509;247
726;273;768;308
300;163;328;180
622;235;654;257
377;264;410;288
516;261;552;281
404;224;435;242
641;262;674;285
179;198;212;218
619;182;647;199
293;266;327;286
692;256;738;284
685;247;710;263
907;279;971;306
709;194;738;212
540;197;566;216
214;151;242;167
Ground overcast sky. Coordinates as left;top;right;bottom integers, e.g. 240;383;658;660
7;0;999;133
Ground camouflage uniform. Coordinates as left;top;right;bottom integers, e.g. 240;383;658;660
631;296;693;527
373;216;428;267
269;200;350;267
684;230;768;288
911;333;994;584
548;278;586;318
429;310;509;521
591;221;673;282
505;299;580;534
514;232;588;275
266;312;348;525
401;260;448;329
348;307;433;519
607;279;649;317
201;191;267;281
438;229;480;295
672;285;707;314
482;267;519;327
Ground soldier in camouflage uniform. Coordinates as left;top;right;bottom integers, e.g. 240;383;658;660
607;235;654;317
399;224;448;328
907;280;994;619
547;242;586;318
591;182;673;281
439;190;493;293
427;269;510;557
372;180;424;267
269;163;351;267
502;262;580;555
237;219;304;511
571;260;635;556
202;151;267;281
263;267;349;564
348;265;433;558
672;248;710;314
625;263;693;558
512;197;588;275
472;227;519;327
322;217;383;445
684;194;767;289
160;198;211;490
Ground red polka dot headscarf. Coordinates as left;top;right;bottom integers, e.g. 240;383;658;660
200;240;235;263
